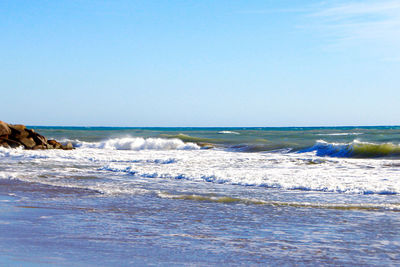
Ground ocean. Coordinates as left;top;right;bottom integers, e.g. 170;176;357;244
1;126;399;266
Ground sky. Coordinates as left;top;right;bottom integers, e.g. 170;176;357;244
1;0;399;126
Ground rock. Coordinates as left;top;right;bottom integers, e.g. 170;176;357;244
62;142;74;150
0;140;10;148
48;140;62;149
0;121;11;136
29;130;47;145
0;121;74;150
46;144;54;149
8;124;29;139
0;137;22;148
8;124;26;132
19;137;36;149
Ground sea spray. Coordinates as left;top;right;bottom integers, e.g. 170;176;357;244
74;137;200;150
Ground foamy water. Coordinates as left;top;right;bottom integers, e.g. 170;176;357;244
1;127;400;265
2;142;400;196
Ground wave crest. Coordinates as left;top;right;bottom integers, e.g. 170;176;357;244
76;137;200;151
218;131;240;135
301;140;400;158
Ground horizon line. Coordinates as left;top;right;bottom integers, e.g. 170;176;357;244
27;124;400;128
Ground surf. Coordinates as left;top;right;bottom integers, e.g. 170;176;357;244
300;140;400;158
71;137;200;151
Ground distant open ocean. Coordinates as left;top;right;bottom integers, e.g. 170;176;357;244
1;126;400;266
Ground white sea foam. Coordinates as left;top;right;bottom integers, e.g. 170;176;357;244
218;131;240;135
74;137;200;150
97;150;400;194
1;144;400;196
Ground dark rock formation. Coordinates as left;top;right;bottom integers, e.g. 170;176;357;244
48;139;63;149
0;121;11;136
0;121;74;150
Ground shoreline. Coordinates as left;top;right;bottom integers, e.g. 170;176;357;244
1;179;400;266
1;127;400;266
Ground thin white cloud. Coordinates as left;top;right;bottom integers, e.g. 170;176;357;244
313;1;400;18
307;0;400;59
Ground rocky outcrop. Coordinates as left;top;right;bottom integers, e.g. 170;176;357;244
0;121;11;136
0;121;74;150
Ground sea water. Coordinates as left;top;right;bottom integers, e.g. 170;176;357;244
0;127;399;266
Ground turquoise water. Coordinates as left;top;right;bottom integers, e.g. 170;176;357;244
34;125;400;155
1;126;400;265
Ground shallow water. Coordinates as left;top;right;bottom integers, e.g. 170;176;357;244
1;127;400;265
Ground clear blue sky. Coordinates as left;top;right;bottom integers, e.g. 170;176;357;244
1;0;399;126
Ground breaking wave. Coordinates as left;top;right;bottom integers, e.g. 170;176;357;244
160;133;221;144
74;137;200;151
218;131;240;135
300;140;400;158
